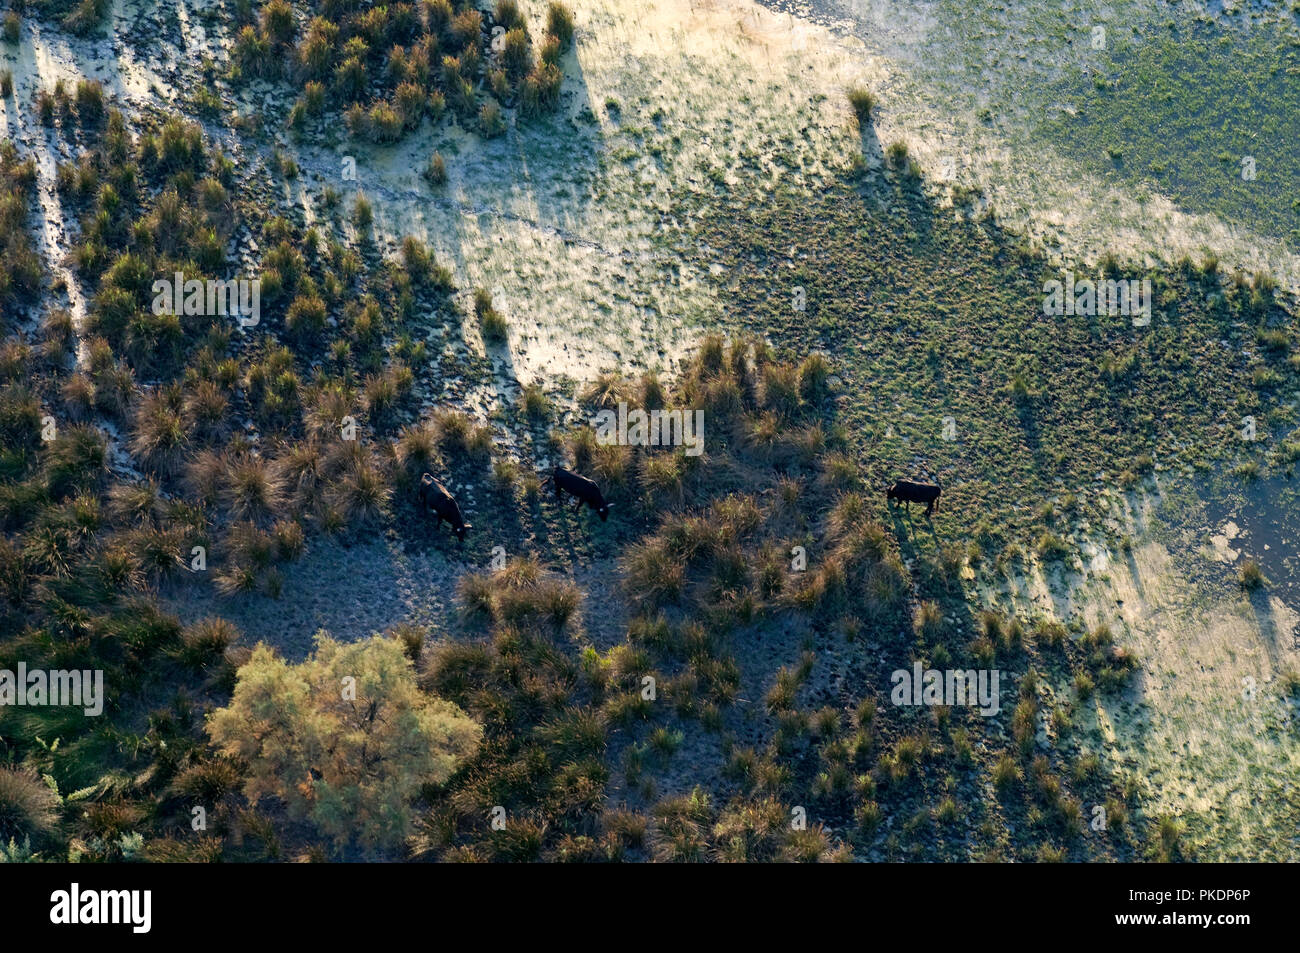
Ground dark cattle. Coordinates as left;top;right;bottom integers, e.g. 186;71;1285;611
545;466;612;521
418;473;472;542
886;479;941;517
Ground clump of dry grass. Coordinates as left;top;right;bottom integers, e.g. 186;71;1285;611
424;151;447;186
760;362;801;418
1;11;19;46
352;193;373;232
0;768;60;842
107;478;165;527
394;423;444;487
641;453;684;504
179;617;241;671
847;86;876;123
433;409;492;461
386;621;427;661
303;382;356;441
547;2;575;50
184;449;225;507
622;537;685;609
1239;559;1265;591
183;380;230;443
457;556;581;634
363;364;414;430
324;448;391;532
41;308;74;361
130;386;188;478
60;373;96;422
474;288;507;342
579;372;628;410
285;292;327;342
589;442;630;490
221;454;286;524
520;382;550;420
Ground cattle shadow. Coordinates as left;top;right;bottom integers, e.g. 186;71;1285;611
1246;588;1286;672
1123;545;1148;603
856;115;886;180
540;484;621;560
398;494;476;556
884;500;940;546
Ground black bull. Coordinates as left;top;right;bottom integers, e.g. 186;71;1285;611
886;480;941;516
418;473;472;541
547;467;612;520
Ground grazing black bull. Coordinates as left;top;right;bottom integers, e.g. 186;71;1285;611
545;466;612;521
886;479;942;517
418;473;472;542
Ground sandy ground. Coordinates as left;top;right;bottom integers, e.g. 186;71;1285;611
757;0;1300;288
8;0;1294;391
164;533;631;660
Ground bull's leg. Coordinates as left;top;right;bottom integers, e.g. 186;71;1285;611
925;501;934;517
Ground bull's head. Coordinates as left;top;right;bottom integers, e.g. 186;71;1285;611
885;484;897;501
456;522;473;542
598;503;611;521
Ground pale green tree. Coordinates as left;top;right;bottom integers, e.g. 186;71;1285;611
208;632;481;852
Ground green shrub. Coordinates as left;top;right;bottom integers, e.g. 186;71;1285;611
208;636;481;852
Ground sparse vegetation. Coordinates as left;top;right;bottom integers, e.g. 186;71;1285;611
1;0;1295;870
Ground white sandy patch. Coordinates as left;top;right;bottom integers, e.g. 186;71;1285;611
1207;520;1242;564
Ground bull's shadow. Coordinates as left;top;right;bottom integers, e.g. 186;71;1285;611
884;500;941;552
541;484;616;560
403;491;479;559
